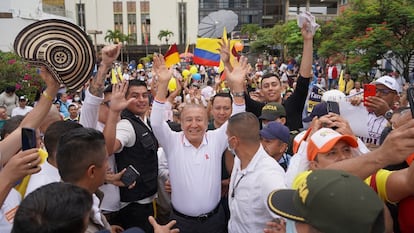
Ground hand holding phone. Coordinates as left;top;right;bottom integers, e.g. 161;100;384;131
121;165;140;186
22;128;37;150
363;84;376;106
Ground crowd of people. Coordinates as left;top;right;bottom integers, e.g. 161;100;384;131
1;20;414;233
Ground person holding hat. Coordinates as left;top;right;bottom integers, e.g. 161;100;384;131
11;96;33;117
266;169;385;233
260;122;291;171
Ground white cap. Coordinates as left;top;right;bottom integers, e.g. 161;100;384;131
372;75;401;93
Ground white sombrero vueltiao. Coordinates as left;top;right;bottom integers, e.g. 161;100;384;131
14;19;96;91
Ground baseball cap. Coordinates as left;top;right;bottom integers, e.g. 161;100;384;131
260;122;290;144
292;128;311;154
372;75;401;93
302;102;328;122
307;128;358;161
267;169;385;233
259;102;286;121
19;96;27;101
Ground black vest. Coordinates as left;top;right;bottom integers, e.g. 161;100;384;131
115;109;158;202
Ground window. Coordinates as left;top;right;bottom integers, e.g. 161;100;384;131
140;1;150;45
76;3;85;30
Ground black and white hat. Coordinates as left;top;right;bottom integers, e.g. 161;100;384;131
14;19;96;91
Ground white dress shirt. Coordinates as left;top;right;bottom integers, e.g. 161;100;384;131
150;101;244;217
228;145;286;233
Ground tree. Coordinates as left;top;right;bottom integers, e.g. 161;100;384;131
104;30;123;44
241;24;261;41
318;0;414;79
0;51;43;102
157;30;174;45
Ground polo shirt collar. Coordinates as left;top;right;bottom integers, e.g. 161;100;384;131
182;133;208;148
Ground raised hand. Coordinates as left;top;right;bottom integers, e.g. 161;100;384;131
301;21;314;41
109;80;133;113
218;38;231;64
39;66;59;90
153;54;173;84
101;44;122;67
1;148;41;185
225;56;249;92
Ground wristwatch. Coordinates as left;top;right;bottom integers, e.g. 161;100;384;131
384;109;393;120
232;91;245;97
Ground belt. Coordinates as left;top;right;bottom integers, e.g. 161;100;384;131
172;203;220;222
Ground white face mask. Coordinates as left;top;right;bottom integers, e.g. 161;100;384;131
262;122;268;128
74;97;80;102
285;219;298;233
227;144;236;156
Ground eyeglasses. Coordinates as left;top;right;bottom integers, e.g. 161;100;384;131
376;88;395;95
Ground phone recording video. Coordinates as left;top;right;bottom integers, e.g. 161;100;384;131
363;84;376;106
22;127;37;151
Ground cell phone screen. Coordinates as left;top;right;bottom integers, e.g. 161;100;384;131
22;128;36;150
363;84;376;106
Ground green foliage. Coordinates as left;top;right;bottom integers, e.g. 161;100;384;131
241;24;261;40
0;51;43;102
105;30;122;43
318;0;414;78
157;30;174;45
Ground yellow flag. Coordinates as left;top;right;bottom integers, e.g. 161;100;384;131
117;66;124;81
111;68;118;84
338;69;345;92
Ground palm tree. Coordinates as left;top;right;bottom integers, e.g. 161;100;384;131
157;30;174;45
104;30;122;44
241;24;261;41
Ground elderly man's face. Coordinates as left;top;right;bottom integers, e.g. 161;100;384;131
375;84;399;107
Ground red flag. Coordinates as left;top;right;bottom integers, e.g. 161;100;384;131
164;44;180;68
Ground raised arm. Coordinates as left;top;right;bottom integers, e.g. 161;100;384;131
89;44;121;97
327;119;414;179
0;67;59;165
103;80;133;154
299;22;314;79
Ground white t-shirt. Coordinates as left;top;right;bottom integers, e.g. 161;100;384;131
11;106;33;117
25;161;60;197
0;189;21;233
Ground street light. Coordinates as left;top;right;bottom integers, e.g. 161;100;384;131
87;30;103;52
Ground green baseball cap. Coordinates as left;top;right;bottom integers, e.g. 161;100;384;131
259;102;286;121
267;170;385;233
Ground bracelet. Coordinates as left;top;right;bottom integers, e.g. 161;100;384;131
42;91;53;102
232;91;245;97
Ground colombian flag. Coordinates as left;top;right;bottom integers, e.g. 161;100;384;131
194;38;221;67
164;44;180;68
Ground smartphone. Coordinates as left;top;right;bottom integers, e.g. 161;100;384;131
407;87;414;118
121;165;140;186
22;127;37;150
326;101;340;115
363;84;376;106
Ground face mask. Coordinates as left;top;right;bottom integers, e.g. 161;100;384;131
262;122;268;128
285;219;298;233
74;97;80;102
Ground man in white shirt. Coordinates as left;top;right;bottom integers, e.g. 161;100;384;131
150;54;249;233
227;112;286;233
11;96;33;117
25;121;82;197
